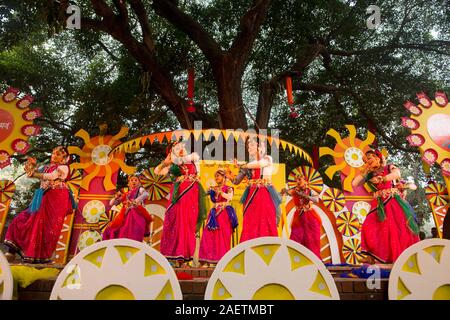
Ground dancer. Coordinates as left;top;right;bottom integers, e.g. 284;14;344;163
228;138;281;243
103;175;153;242
199;170;238;265
155;140;206;266
352;149;419;264
4;146;76;263
281;173;322;258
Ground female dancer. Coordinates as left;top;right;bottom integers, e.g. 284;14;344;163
228;138;281;243
4;146;76;263
281;173;322;258
199;169;238;264
352;149;419;263
155;140;206;266
103;175;153;242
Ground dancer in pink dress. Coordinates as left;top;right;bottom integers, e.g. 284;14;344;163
4;146;76;263
103;175;153;242
353;149;419;264
155;140;207;266
281;173;322;258
199;170;238;264
228;138;281;243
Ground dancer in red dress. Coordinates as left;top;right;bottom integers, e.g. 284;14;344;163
228;138;281;243
199;170;238;265
155;140;207;266
352;149;419;264
103;175;153;242
281;173;322;258
4;146;76;263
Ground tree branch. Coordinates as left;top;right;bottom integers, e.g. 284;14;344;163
129;0;156;52
152;0;222;62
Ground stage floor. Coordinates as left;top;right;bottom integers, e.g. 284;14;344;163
9;263;390;300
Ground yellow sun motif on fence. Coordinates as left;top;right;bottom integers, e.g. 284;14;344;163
389;239;450;300
204;237;339;300
68;127;136;191
50;239;182;300
319;125;375;192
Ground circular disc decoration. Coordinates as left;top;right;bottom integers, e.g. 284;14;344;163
50;239;182;300
389;239;450;300
82;200;105;224
352;201;371;220
287;166;324;194
77;230;102;252
0;87;41;168
204;237;340;300
91;144;113;166
343;147;364;168
139;167;172;201
425;182;448;207
402;92;449;167
0;251;13;300
0;180;15;203
342;238;363;265
322;188;345;212
336;211;360;237
99;210;119;233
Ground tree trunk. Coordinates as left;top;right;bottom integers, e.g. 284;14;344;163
214;55;248;130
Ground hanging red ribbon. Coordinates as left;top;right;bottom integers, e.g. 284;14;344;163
187;67;195;113
286;76;299;118
286;76;293;105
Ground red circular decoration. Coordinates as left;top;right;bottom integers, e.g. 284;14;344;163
403;101;422;115
422;148;438;165
406;134;425;147
16;95;34;109
401;117;420;130
21;125;41;137
0;150;11;169
416;92;432;108
11;139;30;154
2;87;19;103
435;92;448;107
441;158;450;177
22;109;41;121
0;109;14;143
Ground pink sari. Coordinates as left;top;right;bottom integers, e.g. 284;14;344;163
4;165;73;263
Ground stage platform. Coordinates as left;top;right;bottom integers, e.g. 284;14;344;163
9;263;390;300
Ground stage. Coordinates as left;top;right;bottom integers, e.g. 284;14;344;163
11;263;389;300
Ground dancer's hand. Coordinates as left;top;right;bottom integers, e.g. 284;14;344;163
280;188;288;196
369;176;383;184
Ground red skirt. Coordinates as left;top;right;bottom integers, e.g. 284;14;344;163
289;208;322;258
4;188;72;263
361;197;419;263
239;185;278;243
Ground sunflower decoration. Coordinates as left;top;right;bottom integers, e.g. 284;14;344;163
0;87;41;168
0;180;15;203
204;237;340;300
139;167;172;201
319;125;375;192
389;239;450;300
68;127;136;191
77;230;103;252
50;239;182;300
401;92;450;181
287;166;324;194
